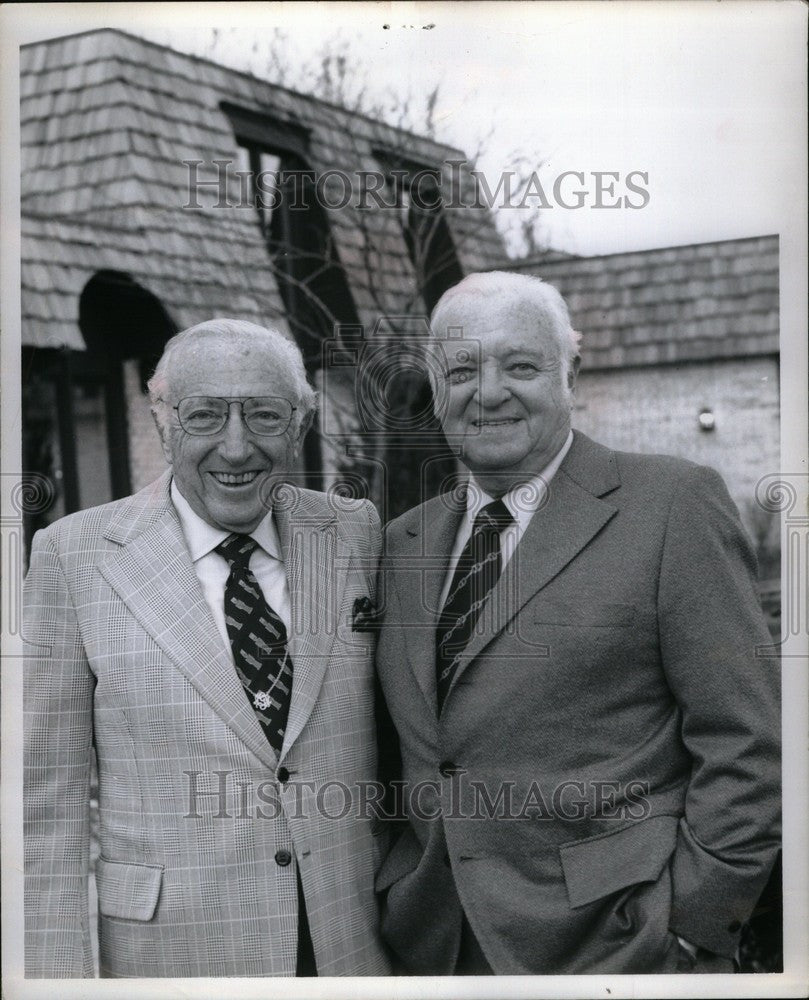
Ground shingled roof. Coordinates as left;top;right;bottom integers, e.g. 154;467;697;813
21;28;507;349
507;235;779;369
22;207;292;350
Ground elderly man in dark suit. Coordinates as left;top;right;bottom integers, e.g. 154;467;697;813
374;271;780;975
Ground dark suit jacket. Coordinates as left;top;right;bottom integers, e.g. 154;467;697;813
375;431;780;974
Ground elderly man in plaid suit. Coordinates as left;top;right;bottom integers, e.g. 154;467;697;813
24;319;390;977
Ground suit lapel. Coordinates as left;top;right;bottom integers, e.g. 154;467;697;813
273;487;348;760
98;475;279;772
445;432;622;702
392;494;465;715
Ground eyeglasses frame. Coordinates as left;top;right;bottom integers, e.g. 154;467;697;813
172;396;298;437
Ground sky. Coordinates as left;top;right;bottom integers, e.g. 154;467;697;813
4;1;807;257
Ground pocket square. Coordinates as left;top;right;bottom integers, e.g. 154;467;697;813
352;596;381;632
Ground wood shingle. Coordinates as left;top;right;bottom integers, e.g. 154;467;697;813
21;27;505;350
508;236;778;369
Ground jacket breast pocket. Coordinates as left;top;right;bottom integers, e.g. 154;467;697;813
96;857;164;921
559;814;679;908
533;602;637;628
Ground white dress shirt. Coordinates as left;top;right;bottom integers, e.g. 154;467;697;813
170;480;291;654
439;431;574;610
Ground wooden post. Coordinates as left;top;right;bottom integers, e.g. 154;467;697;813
104;356;132;500
54;349;80;513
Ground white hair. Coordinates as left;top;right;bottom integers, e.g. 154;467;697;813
147;318;317;433
429;270;582;372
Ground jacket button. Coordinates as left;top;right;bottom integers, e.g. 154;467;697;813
727;920;742;933
277;766;290;783
439;761;458;777
275;850;292;867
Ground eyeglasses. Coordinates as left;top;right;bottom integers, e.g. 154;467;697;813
174;396;297;436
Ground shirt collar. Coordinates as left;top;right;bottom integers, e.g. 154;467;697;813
170;478;283;563
467;430;574;530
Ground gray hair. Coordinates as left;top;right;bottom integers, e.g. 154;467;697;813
147;318;317;433
429;271;582;372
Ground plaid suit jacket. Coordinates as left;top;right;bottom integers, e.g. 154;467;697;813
24;471;391;977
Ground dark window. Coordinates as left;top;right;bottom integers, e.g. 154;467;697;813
21;272;177;557
375;150;464;311
221;103;360;360
79;270;178;501
368;151;464;517
222;104;362;488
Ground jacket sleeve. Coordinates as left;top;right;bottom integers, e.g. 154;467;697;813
657;464;780;957
24;529;96;977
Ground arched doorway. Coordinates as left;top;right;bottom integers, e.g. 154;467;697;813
21;271;177;554
78;270;178;500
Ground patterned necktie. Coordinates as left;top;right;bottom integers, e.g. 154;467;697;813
216;533;293;754
435;498;515;712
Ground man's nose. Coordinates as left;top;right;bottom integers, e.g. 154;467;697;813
475;362;510;407
218;404;253;462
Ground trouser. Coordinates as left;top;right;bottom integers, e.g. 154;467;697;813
454;913;493;975
296;867;317;976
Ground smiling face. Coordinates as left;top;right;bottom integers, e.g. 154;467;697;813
158;336;310;533
432;295;577;494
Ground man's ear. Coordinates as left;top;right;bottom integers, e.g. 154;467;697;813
568;355;581;392
151;410;173;465
294;408;315;451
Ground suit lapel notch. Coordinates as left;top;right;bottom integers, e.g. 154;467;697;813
391;494;465;716
446;454;619;699
562;430;622;498
275;489;348;759
99;502;279;772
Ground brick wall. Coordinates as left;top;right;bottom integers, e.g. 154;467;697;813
572;356;780;561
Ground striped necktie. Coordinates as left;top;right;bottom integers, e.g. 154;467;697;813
435;498;514;712
216;533;293;754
